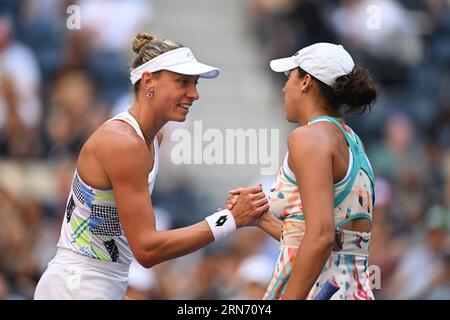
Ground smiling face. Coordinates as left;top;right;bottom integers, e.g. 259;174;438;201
147;71;200;122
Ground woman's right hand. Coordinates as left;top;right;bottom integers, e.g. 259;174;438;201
225;188;241;210
229;185;269;228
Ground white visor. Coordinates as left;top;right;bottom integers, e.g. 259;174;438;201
130;47;220;84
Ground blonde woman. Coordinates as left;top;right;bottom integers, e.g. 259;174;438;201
34;33;268;299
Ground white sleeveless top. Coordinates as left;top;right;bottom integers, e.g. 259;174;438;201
56;111;159;265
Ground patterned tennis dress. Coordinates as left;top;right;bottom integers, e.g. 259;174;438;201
263;116;375;300
34;111;158;299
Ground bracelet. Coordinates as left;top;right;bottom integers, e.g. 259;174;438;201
205;209;236;241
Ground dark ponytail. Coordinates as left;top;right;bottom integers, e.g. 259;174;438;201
299;64;378;114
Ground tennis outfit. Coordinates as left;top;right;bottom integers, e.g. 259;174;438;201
34;111;159;299
263;116;375;300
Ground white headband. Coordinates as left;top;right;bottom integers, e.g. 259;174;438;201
130;47;220;84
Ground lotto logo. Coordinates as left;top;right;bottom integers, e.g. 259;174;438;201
215;215;228;227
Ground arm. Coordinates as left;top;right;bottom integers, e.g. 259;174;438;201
100;133;268;268
227;189;282;241
282;127;335;300
258;211;282;241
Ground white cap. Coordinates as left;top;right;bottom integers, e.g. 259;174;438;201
130;47;220;84
270;43;355;86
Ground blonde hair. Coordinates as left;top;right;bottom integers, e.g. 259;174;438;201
130;32;183;70
130;32;183;95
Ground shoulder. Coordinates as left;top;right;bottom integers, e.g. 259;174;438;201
288;124;334;156
94;121;150;168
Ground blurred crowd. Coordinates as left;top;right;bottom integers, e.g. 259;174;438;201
0;0;449;300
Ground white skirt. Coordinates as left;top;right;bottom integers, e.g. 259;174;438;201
34;247;130;300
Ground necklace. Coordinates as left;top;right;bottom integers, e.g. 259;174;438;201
128;108;152;146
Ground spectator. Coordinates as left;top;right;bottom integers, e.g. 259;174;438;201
78;0;154;54
369;112;431;233
330;0;423;84
232;254;275;299
386;205;449;299
0;15;43;157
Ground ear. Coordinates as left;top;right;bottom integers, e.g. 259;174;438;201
141;72;157;89
301;74;313;92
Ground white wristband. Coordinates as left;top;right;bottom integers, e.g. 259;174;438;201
205;209;236;241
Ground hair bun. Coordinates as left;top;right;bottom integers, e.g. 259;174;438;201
333;64;377;114
132;32;154;54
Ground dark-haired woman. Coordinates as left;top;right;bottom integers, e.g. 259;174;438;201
244;43;377;300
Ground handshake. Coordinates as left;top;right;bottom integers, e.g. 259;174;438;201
221;185;269;228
